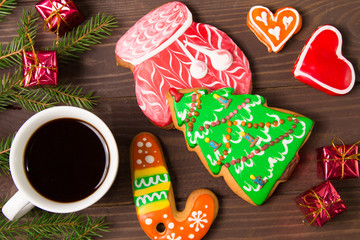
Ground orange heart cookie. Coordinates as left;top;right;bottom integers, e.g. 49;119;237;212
247;6;302;53
130;132;218;240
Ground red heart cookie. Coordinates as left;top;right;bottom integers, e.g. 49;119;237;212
247;6;302;53
293;25;355;96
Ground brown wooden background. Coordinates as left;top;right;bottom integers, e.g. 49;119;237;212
1;0;360;239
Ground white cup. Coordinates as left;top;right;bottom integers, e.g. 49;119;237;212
2;106;119;221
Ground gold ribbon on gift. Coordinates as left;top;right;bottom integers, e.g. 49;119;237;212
318;137;360;179
22;34;58;87
298;189;342;225
44;0;71;44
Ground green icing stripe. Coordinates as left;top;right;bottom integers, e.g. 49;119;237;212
134;173;170;191
173;88;314;205
134;190;168;208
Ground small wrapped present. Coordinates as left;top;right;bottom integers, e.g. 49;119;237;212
317;138;360;180
35;0;84;38
23;50;58;87
295;181;347;227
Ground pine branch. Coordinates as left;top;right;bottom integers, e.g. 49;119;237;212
0;133;13;176
0;211;108;240
42;84;97;110
0;68;23;111
10;87;56;112
0;0;17;22
0;9;38;69
0;70;98;112
53;13;117;64
0;196;8;209
64;216;109;240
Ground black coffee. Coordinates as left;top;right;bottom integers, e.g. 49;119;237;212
24;118;109;203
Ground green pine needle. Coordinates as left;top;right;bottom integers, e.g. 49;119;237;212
42;84;98;110
0;133;13;176
54;13;117;64
0;211;108;240
0;68;98;112
0;68;23;111
0;0;17;22
10;87;56;112
0;9;38;69
0;196;8;208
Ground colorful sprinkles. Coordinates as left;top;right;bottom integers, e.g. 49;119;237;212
200;95;300;169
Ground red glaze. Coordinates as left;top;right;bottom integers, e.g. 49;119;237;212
293;25;355;96
169;88;184;102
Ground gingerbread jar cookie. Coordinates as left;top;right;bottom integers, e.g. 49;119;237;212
116;1;252;128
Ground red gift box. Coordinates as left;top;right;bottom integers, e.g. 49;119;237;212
23;50;58;87
295;181;347;227
317;138;360;180
35;0;84;37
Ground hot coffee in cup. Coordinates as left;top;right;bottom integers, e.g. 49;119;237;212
2;107;118;221
24;118;109;203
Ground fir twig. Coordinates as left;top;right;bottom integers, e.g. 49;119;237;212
64;216;109;240
0;133;13;176
10;87;56;112
0;68;23;111
0;0;17;22
0;196;8;209
42;84;98;110
0;9;38;69
0;211;108;240
54;13;117;64
0;69;98;112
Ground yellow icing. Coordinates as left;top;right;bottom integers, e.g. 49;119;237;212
137;199;170;215
135;166;167;179
134;182;171;197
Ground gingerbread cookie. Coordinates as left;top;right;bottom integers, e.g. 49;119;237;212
167;88;314;205
247;6;302;53
130;132;218;240
116;1;251;128
293;25;355;96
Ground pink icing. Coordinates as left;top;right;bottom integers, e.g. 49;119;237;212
134;22;252;127
115;2;252;127
115;2;189;64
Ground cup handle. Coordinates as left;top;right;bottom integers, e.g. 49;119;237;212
2;191;35;221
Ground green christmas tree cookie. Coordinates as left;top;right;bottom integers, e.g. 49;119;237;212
167;88;314;205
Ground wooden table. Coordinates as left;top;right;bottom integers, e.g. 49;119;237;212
1;0;359;239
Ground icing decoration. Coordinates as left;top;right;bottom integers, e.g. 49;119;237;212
167;88;314;205
293;25;355;96
247;6;302;53
131;132;218;240
115;1;252;128
213;94;232;109
169;88;184;103
250;175;267;189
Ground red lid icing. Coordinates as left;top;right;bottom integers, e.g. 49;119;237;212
169;88;184;102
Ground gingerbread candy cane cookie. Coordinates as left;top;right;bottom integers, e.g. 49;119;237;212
130;132;218;240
